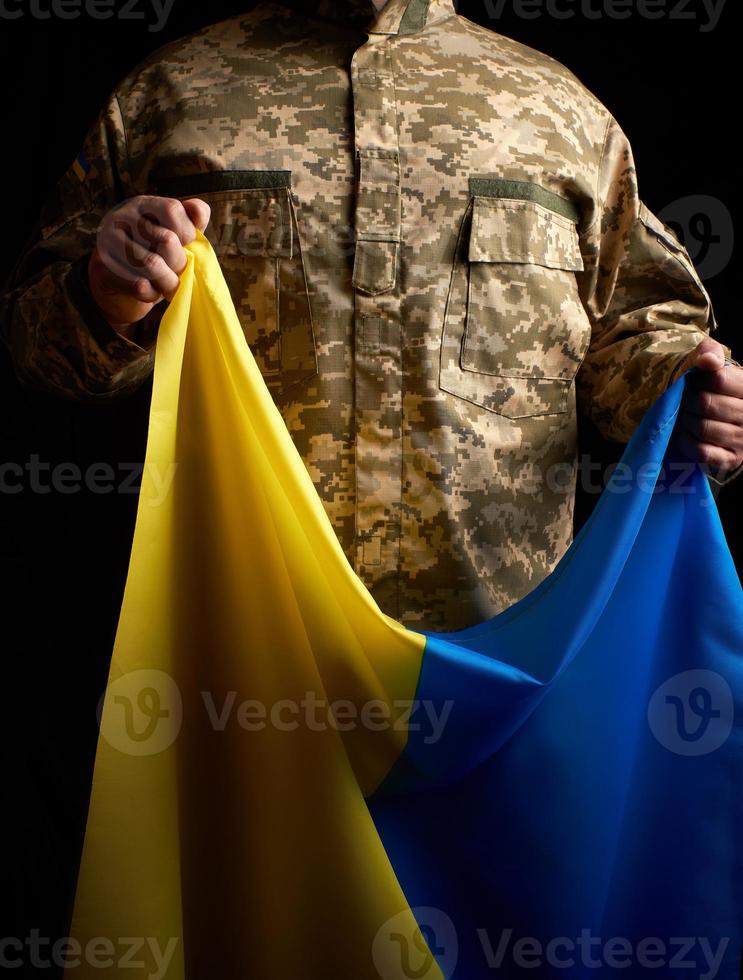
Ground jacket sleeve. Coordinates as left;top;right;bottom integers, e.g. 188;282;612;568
0;93;158;402
575;115;732;428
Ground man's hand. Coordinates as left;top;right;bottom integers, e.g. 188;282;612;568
88;196;211;340
674;338;743;481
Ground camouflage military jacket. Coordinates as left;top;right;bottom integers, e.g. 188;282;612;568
1;0;729;630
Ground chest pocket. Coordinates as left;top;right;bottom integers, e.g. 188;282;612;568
440;181;590;420
153;170;317;396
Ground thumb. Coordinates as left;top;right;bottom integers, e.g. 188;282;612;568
182;197;212;233
679;337;727;375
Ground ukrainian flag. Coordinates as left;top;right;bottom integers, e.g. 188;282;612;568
67;233;743;979
72;151;91;183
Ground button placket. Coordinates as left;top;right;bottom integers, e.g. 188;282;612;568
351;34;404;612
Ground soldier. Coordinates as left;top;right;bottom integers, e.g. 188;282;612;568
2;0;742;632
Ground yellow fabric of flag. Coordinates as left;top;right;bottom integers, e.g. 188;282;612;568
67;232;439;980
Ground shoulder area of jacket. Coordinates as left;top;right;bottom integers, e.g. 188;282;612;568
108;3;312;104
107;1;611;139
456;14;610;125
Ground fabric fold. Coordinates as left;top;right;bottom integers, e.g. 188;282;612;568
68;232;743;980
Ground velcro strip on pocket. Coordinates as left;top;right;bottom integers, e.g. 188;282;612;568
468;177;579;223
154;170;291;195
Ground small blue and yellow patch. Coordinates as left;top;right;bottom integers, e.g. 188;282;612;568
72;151;91;182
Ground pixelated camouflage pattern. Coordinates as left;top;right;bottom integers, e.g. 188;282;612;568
460;197;590;381
0;0;729;631
467;198;584;268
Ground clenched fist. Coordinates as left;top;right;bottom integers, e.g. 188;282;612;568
675;338;743;482
88;196;211;340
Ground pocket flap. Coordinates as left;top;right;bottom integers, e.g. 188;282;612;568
152;172;293;260
352;240;398;295
468;197;584;272
202;188;293;260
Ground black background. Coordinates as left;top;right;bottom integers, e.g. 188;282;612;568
0;0;739;964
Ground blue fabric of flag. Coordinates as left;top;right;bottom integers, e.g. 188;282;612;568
371;371;743;980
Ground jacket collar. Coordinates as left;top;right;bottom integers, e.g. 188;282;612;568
368;0;456;34
281;0;456;35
